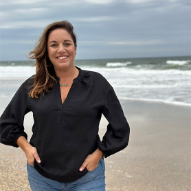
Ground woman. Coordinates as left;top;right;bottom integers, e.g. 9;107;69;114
0;21;130;191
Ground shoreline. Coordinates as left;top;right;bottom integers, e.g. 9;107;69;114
119;97;191;108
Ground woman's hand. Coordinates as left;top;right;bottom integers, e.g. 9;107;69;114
24;145;41;167
79;148;103;171
16;136;41;166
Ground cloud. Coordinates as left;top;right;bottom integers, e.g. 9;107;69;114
0;0;190;60
0;39;36;44
0;16;113;29
82;0;113;4
108;40;166;45
78;40;167;46
76;16;113;22
0;0;46;5
0;20;51;29
125;0;179;3
16;8;46;12
126;0;153;3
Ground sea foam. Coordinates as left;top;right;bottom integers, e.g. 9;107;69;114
106;62;132;67
166;60;190;65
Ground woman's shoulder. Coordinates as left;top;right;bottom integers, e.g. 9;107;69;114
82;69;107;82
21;74;35;92
24;74;35;85
82;69;112;89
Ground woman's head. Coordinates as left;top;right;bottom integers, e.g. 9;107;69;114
28;20;77;98
47;27;77;72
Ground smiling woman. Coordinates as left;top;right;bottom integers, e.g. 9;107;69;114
0;20;130;191
27;21;78;99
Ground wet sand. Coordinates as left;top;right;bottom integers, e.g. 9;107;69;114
0;99;191;191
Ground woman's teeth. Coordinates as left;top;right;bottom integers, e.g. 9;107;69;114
57;56;67;59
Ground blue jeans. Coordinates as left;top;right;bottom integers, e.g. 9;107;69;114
27;158;106;191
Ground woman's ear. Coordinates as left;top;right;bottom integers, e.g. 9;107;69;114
75;44;77;55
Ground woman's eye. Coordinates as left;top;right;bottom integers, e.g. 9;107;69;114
51;44;57;47
50;43;71;48
64;43;71;46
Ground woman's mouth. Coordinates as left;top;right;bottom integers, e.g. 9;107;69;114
56;56;68;60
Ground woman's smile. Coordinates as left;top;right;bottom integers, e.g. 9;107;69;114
56;55;68;60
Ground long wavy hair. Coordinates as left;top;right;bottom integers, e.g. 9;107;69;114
28;21;77;98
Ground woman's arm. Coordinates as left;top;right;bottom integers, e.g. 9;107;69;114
0;81;30;147
16;136;31;153
17;136;41;166
0;80;41;166
97;84;130;158
79;82;129;171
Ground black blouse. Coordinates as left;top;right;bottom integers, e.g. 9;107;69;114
0;66;130;183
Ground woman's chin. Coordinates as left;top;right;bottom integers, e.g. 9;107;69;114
54;63;74;71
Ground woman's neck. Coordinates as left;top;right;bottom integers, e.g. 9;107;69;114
55;65;79;83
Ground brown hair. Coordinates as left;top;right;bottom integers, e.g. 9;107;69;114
28;20;77;98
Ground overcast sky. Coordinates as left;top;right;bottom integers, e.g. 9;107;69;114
0;0;190;61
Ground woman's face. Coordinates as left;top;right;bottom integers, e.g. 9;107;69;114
47;28;77;70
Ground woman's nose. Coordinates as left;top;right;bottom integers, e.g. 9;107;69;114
58;44;66;53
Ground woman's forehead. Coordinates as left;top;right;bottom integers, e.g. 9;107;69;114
48;29;72;42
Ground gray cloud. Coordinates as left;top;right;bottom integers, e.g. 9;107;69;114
0;0;190;60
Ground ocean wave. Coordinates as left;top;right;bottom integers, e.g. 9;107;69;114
90;67;191;75
112;84;190;88
166;60;190;65
106;62;132;67
0;66;35;80
118;97;191;107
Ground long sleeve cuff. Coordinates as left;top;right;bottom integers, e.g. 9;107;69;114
0;125;28;148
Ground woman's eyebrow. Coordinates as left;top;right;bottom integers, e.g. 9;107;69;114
64;40;72;42
49;40;72;44
49;41;57;44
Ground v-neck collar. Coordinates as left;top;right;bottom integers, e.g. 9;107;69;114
53;65;93;111
54;66;85;110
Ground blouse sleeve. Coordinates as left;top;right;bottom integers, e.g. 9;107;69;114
97;84;130;158
0;81;31;148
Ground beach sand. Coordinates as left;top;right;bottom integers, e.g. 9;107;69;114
0;99;190;191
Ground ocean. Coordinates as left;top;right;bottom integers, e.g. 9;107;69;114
0;56;190;107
